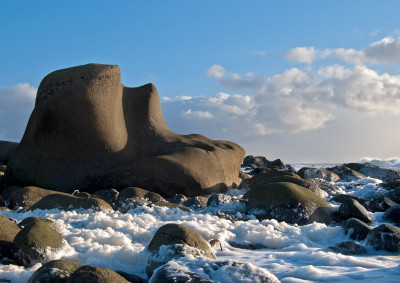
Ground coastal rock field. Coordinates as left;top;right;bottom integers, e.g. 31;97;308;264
0;64;399;282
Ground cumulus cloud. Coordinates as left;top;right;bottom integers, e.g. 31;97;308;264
285;47;318;64
163;61;400;145
0;83;36;141
206;64;226;78
286;36;400;65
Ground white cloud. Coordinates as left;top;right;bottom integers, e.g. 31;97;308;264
286;36;400;65
0;83;36;141
206;64;226;78
180;109;213;119
285;47;317;64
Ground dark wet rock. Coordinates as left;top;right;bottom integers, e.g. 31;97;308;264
227;240;268;250
75;192;91;198
385;188;400;203
247;182;329;225
118;187;165;203
249;167;271;175
330;194;383;212
0;141;19;164
207;194;240;206
338;199;373;223
115;270;146;283
184;196;209;209
383;205;400;226
169;194;188;204
366;224;400;252
29;259;83;283
383;196;399;208
13;217;63;267
0;195;4;207
2;186;68;210
66;265;130;283
29;194;113;211
242;155;269;168
5;64;244;197
343;218;372;240
345;162;400;182
117;197;151;213
309;206;340;225
326;165;366;181
298;167;340;182
381;180;400;191
149;260;214;283
307;178;341;196
0;215;20;260
92;189;119;207
328;241;366;255
148;223;215;259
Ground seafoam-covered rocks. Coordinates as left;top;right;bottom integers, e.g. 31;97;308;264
328;241;366;255
147;223;216;277
298;167;340;182
13;217;64;267
366;224;400;252
345;162;400;182
247;182;329;225
338;199;373;223
343;218;372;240
150;259;280;283
29;193;113;212
326;165;366;182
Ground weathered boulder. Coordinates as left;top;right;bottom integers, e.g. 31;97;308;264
383;205;400;226
13;217;64;266
345;162;400;182
247;182;329;225
298;167;340;182
2;186;67;209
5;64;244;197
385;188;400;203
29;194;113;211
0;215;20;260
0;141;19;164
343;218;372;240
366;224;400;252
338;199;373;223
92;188;119;207
29;259;83;283
148;224;215;259
66;265;130;283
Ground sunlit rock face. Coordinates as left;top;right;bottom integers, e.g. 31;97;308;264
5;64;244;197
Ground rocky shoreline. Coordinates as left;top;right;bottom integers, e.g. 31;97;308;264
1;64;399;282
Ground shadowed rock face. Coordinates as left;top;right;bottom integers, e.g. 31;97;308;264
5;64;244;197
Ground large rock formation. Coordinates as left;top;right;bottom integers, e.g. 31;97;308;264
5;64;244;197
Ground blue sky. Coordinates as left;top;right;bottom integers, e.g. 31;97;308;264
1;1;400;162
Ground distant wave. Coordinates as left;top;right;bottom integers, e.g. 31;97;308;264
360;157;400;170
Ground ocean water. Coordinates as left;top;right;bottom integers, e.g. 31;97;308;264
1;159;400;282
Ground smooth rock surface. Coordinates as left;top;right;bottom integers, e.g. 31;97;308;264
0;141;19;164
0;215;20;260
29;259;83;283
5;64;244;197
66;265;130;283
